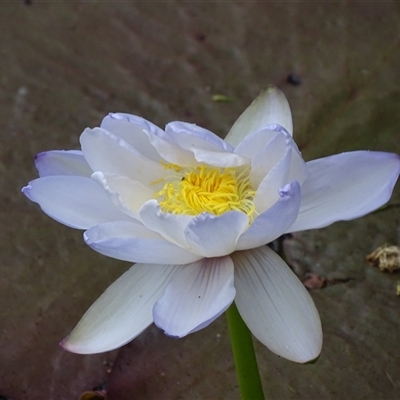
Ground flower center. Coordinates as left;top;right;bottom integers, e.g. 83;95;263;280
154;164;256;220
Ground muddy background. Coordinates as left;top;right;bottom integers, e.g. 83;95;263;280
1;2;400;399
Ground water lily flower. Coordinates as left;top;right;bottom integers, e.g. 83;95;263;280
22;86;400;363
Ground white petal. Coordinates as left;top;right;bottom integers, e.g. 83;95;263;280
80;127;166;185
287;151;400;233
232;247;322;363
225;86;293;147
92;172;153;219
250;130;288;188
35;150;92;177
22;176;131;229
253;138;292;213
84;221;202;264
234;128;281;160
100;113;163;162
140;200;192;248
236;181;301;250
287;141;307;185
103;112;164;135
166;121;234;153
189;149;248;168
153;256;235;337
234;127;306;187
185;212;249;257
145;127;198;167
166;122;249;167
61;263;179;354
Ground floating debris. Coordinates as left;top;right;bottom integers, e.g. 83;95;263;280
302;273;354;290
287;73;302;86
79;390;107;400
366;245;400;273
79;382;107;399
78;391;106;400
211;94;235;103
302;273;326;289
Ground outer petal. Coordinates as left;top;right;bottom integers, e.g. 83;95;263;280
84;221;202;264
35;150;92;177
22;176;131;229
236;181;301;250
61;263;179;354
225;86;293;147
287;151;400;233
100;113;163;162
153;256;235;337
232;246;322;363
184;212;249;257
80;127;167;185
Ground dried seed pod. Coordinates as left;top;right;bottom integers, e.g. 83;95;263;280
366;245;400;273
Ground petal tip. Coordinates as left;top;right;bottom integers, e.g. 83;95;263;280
83;231;90;244
225;85;293;146
21;184;32;198
34;151;45;162
278;180;300;197
264;84;280;95
21;184;31;193
293;338;323;364
59;336;77;353
59;333;98;355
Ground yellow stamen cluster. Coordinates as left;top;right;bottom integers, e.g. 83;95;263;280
154;164;256;220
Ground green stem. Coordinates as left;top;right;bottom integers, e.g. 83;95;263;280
226;302;265;400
